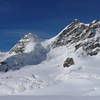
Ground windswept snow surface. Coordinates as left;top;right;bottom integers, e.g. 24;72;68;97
18;45;100;96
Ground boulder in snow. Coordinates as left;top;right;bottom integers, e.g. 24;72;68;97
63;57;74;68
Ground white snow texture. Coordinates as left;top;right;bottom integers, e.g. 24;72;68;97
0;19;100;96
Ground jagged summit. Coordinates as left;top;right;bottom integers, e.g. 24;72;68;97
9;33;40;54
0;32;47;71
72;19;80;24
52;19;87;47
21;33;40;41
24;33;39;39
23;33;33;39
91;19;99;24
52;19;100;56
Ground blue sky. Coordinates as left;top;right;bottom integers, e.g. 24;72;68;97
0;0;100;51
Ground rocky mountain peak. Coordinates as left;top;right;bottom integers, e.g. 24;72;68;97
9;33;40;54
22;33;39;41
88;20;100;29
91;19;99;24
52;19;87;47
24;33;33;38
72;19;80;24
52;19;100;56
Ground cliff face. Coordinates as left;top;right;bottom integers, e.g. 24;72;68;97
52;19;100;56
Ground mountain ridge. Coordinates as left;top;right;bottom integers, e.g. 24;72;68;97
0;19;100;95
1;19;100;72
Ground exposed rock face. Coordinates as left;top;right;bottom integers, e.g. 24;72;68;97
52;19;100;56
9;33;40;54
0;33;47;72
52;19;88;47
63;57;74;68
0;61;7;65
0;61;8;72
82;39;100;56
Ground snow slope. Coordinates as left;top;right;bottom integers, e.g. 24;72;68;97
0;19;100;96
20;46;100;96
0;33;47;71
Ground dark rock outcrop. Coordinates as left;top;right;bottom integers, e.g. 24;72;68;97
63;57;74;68
0;61;7;65
52;19;100;56
0;62;8;72
82;39;100;56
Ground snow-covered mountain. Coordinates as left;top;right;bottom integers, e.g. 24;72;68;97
9;33;41;54
52;19;100;56
0;19;100;95
0;33;47;71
